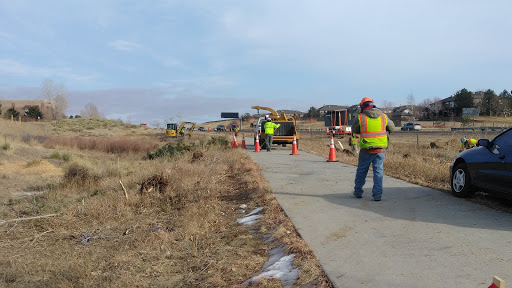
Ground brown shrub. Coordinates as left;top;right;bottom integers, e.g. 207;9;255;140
62;162;99;186
139;174;170;195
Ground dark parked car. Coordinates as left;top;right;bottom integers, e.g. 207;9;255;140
450;128;512;198
401;123;422;131
198;126;206;131
215;125;226;131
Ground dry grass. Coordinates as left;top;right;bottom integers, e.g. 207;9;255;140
44;136;160;154
0;119;332;287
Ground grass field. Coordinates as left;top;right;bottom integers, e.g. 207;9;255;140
0;118;332;287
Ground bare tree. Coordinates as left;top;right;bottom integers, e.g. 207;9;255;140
382;100;394;109
41;80;69;120
407;92;416;108
80;102;103;118
406;92;417;118
418;98;432;108
430;97;443;118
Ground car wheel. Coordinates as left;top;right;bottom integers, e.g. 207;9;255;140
451;162;474;198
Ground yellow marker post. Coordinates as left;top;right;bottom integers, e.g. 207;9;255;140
492;276;505;288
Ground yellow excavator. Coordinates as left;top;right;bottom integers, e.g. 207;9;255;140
166;122;196;137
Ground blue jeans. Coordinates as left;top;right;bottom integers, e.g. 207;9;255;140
354;151;385;200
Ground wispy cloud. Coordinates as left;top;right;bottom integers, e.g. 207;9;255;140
0;59;51;76
108;40;141;52
0;59;98;86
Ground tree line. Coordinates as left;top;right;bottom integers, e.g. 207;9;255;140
297;88;512;120
453;88;512;117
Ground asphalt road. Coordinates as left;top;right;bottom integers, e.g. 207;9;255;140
246;140;512;288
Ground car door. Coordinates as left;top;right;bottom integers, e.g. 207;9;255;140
472;129;512;194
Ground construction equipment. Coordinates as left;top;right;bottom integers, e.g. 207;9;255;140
251;106;300;150
166;122;196;137
325;107;357;135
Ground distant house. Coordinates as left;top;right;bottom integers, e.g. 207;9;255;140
0;99;54;118
391;106;415;126
422;96;455;119
422;91;486;120
318;105;347;118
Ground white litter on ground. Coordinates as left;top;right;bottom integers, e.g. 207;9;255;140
236;214;261;225
236;207;264;225
237;207;299;287
243;245;299;287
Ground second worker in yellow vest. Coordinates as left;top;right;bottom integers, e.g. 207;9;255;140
264;118;280;152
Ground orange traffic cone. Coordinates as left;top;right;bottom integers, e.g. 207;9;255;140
254;132;261;152
326;127;329;135
232;134;239;148
327;136;337;162
290;134;299;155
241;136;246;149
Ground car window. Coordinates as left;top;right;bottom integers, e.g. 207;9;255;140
493;129;512;148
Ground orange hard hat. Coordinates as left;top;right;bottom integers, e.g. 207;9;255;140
360;97;374;106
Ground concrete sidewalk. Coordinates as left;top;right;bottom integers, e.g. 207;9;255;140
246;143;512;288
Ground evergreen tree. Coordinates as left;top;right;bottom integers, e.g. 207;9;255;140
25;106;43;119
453;88;474;116
305;106;320;119
498;89;512;115
6;108;20;119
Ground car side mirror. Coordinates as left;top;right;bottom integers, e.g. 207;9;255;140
477;139;489;148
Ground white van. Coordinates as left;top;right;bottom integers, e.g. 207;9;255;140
254;117;266;144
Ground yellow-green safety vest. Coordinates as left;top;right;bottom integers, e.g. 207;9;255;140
462;138;477;149
358;113;388;149
264;121;280;135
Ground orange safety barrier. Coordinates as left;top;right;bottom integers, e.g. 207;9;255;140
232;135;239;148
254;132;261;152
290;134;299;155
327;136;336;162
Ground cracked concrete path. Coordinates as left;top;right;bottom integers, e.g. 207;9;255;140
246;141;512;288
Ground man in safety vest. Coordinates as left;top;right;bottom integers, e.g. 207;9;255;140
351;97;395;201
460;137;477;152
264;118;280;152
349;133;359;154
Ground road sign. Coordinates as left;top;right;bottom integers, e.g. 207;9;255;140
221;112;239;118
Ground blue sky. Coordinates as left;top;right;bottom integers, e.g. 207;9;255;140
1;1;511;126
